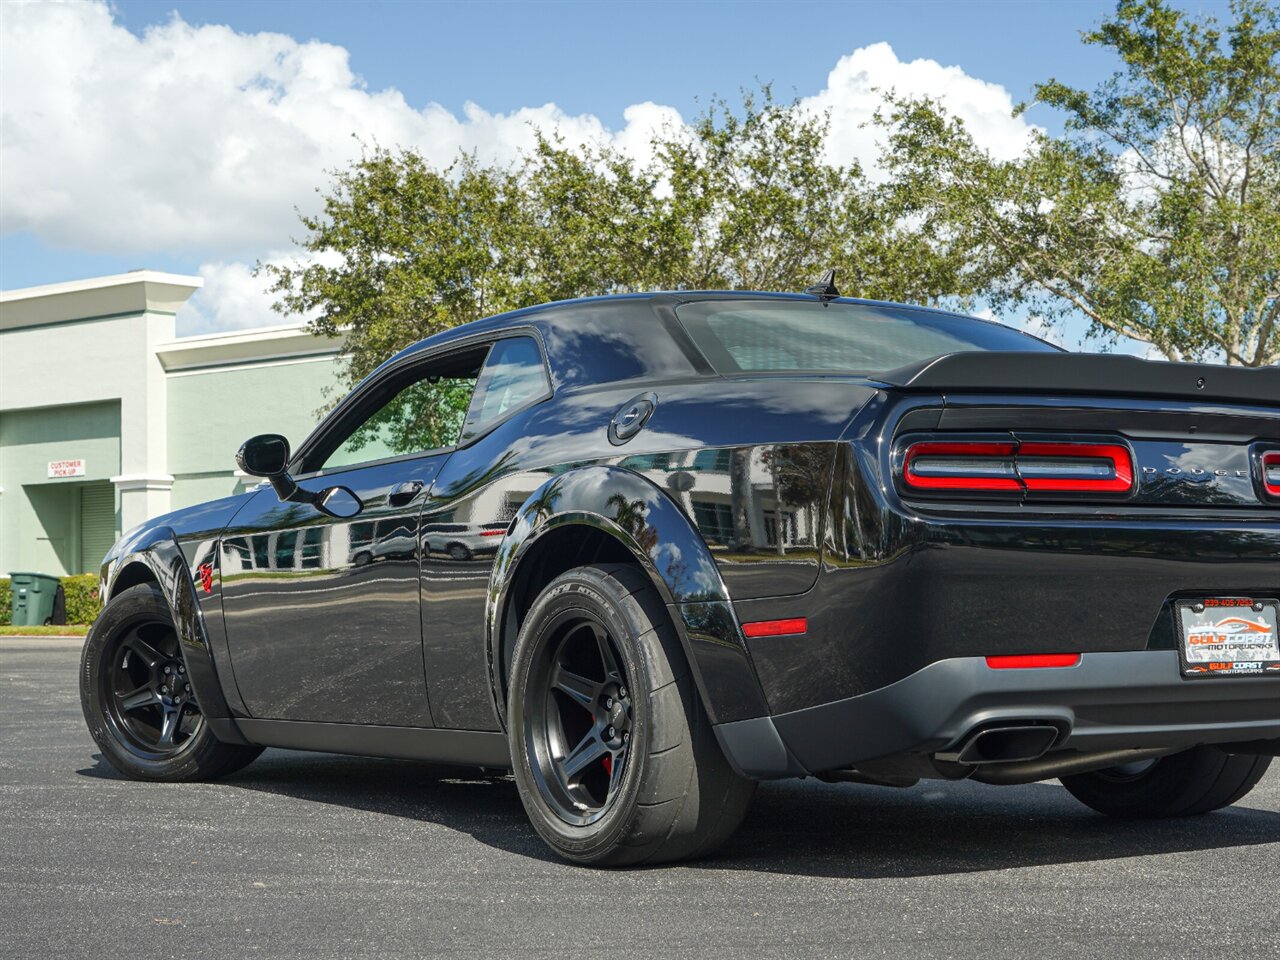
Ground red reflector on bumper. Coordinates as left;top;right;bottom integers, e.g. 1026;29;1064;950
742;618;807;638
985;653;1081;669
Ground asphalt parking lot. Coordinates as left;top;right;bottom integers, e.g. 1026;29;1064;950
3;639;1278;960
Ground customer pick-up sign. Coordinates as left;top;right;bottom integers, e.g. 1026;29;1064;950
48;459;85;478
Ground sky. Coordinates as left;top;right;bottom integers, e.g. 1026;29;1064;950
0;0;1233;348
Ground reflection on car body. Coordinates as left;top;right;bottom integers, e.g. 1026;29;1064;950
350;520;417;566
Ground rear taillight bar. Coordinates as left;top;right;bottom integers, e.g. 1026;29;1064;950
903;441;1020;491
1016;442;1134;493
901;438;1135;497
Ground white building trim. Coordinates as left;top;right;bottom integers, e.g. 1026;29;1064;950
110;474;176;491
156;321;344;372
0;271;203;331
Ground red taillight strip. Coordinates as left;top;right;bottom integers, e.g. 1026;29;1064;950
1263;451;1280;497
1017;442;1133;493
903;441;1020;491
985;653;1081;669
741;618;808;638
479;529;506;537
901;439;1135;495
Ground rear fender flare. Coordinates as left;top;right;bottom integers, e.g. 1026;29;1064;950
485;465;770;727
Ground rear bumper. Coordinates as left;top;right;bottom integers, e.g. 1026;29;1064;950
715;651;1280;778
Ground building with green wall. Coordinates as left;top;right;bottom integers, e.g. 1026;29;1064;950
0;271;343;576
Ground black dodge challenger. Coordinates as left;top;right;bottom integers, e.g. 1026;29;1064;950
81;286;1280;865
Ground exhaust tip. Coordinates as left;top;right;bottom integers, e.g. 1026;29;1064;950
943;724;1062;765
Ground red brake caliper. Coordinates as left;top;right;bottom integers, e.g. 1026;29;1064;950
602;754;612;777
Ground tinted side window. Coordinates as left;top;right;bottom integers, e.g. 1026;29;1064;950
316;346;487;472
538;300;698;388
461;337;550;442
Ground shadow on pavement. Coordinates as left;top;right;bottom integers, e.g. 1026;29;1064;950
712;775;1280;878
79;749;1280;878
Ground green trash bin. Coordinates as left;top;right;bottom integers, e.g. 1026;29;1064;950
9;573;64;627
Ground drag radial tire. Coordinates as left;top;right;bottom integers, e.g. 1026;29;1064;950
1060;746;1272;819
507;564;756;866
80;583;262;782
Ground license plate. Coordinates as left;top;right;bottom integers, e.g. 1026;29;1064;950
1177;598;1280;678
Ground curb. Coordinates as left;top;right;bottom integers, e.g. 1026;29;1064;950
0;637;86;650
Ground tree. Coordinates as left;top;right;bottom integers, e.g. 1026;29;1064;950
262;88;983;410
261;151;545;390
876;0;1279;365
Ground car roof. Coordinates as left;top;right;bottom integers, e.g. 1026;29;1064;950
381;290;1019;371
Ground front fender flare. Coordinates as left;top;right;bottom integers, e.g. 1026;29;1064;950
485;466;771;727
101;527;247;743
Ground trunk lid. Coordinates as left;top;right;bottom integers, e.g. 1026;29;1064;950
879;351;1279;406
882;354;1280;511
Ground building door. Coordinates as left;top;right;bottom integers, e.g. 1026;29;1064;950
78;482;117;574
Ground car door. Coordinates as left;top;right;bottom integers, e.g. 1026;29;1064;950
418;335;555;729
219;344;488;726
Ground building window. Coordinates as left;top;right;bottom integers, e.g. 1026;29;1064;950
300;527;324;569
763;510;799;547
692;500;734;543
224;537;253;570
692;449;731;473
273;531;298;569
350;521;377;550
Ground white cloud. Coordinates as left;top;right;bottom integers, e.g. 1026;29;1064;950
800;41;1038;176
1;1;655;259
2;3;1037;332
177;247;355;334
178;257;295;333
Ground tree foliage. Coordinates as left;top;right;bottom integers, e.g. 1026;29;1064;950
340;376;476;458
264;1;1279;376
877;0;1279;365
261;90;980;393
261;153;537;391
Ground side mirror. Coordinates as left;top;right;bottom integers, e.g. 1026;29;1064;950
235;433;364;520
236;434;291;477
237;433;301;505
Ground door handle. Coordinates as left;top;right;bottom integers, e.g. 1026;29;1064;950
388;479;425;507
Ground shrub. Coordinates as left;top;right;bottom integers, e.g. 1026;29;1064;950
62;574;101;625
0;574;101;626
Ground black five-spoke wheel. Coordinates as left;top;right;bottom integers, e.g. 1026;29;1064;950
526;612;633;825
508;564;756;866
82;582;262;782
102;619;203;757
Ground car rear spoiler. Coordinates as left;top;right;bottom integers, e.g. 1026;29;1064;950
877;352;1280;406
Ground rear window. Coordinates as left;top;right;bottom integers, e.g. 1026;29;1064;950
676;299;1058;375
